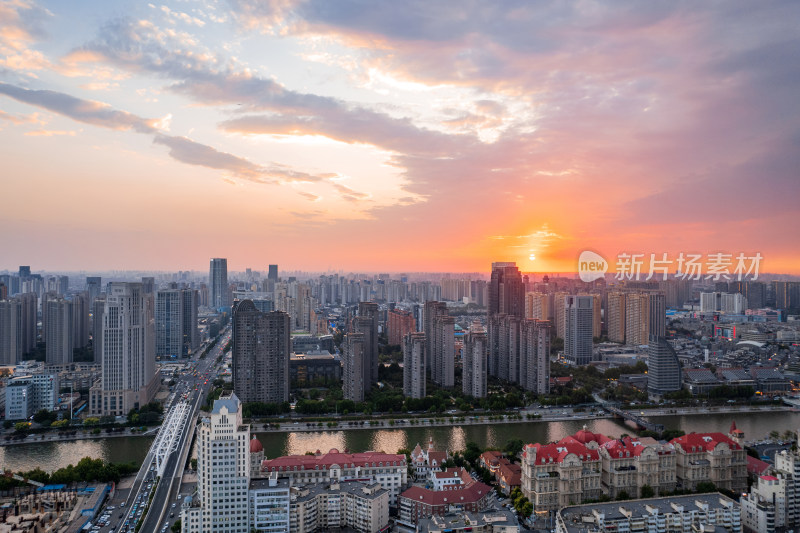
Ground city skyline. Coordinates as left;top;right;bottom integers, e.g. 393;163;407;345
2;1;799;274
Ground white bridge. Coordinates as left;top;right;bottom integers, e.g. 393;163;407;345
151;401;192;477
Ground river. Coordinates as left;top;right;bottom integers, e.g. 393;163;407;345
1;409;796;473
255;409;800;458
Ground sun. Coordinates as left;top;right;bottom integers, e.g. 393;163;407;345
529;254;536;261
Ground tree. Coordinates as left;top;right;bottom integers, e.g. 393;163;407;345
640;485;655;498
14;421;29;432
171;519;181;533
504;439;525;460
190;458;197;470
696;481;716;493
616;491;631;501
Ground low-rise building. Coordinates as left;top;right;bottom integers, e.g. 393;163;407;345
248;475;290;532
669;433;747;492
398;482;492;526
520;436;602;514
683;368;722;395
556;493;741;533
260;449;407;506
4;372;59;420
289;350;341;387
289;481;390;533
411;438;449;481
430;467;473;491
741;475;789;533
599;437;677;498
417;509;520;533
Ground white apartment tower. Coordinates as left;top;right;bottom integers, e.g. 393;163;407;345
182;392;251;533
92;282;157;416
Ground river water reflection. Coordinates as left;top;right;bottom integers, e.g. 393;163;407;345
1;409;796;473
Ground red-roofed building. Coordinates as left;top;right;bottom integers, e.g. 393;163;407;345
747;455;771;478
669;432;747;492
598;436;676;498
430;467;474;491
521;435;601;513
497;461;522;494
398;482;492;526
410;437;449;481
479;450;504;473
261;448;408;505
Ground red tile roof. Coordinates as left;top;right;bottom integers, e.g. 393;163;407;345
524;440;599;464
669;432;742;453
570;429;612;446
747;456;771;476
263;449;405;471
601;437;673;457
400;482;491;506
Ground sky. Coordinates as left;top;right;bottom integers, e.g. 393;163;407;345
1;0;799;275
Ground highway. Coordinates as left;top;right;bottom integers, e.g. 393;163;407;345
120;326;230;533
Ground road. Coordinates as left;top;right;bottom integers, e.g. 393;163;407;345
113;326;230;533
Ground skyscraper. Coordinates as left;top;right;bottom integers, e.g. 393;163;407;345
354;301;379;385
403;332;426;399
17;292;36;356
423;300;448;372
91;295;105;361
71;292;90;349
156;288;199;358
521;319;550;394
86;276;102;302
488;262;524;379
92;282;158;416
607;292;626;343
268;264;278;281
564;295;593;365
0;299;22;365
209;258;230;309
431;314;455;387
343;332;366;402
647;335;682;397
462;321;487;398
141;276;155;294
182;392;250;533
231;300;290;404
45;297;73;365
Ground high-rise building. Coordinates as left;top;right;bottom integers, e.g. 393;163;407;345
209;258;230;309
564;295;593;366
699;292;746;313
71;292;90;349
156;288;199;358
607;292;626;343
622;291;665;346
91;282;158;416
91;295;105;360
521;319;550;394
0;299;22;365
231;300;290;404
354;301;379;385
182;392;251;533
18;266;31;278
45;297;73;365
141;276;155;294
488;262;525;379
462;321;487;398
423;301;448;372
431;314;455;387
525;292;552;321
403;332;426;399
647;335;681;397
86;276;102;302
268;264;278;281
343;332;366;402
17;292;36;356
388;308;416;346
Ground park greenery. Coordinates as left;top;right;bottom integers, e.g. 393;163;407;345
0;457;138;490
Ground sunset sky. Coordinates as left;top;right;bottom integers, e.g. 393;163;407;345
2;0;799;274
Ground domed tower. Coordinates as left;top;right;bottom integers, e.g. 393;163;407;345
250;436;265;477
728;420;744;445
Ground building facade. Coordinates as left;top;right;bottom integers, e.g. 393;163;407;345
231;300;290;404
209;258;229;309
403;331;426;399
564;295;593;365
462;321;488;398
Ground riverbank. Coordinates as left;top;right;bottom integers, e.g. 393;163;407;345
251;403;791;433
0;426;159;447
